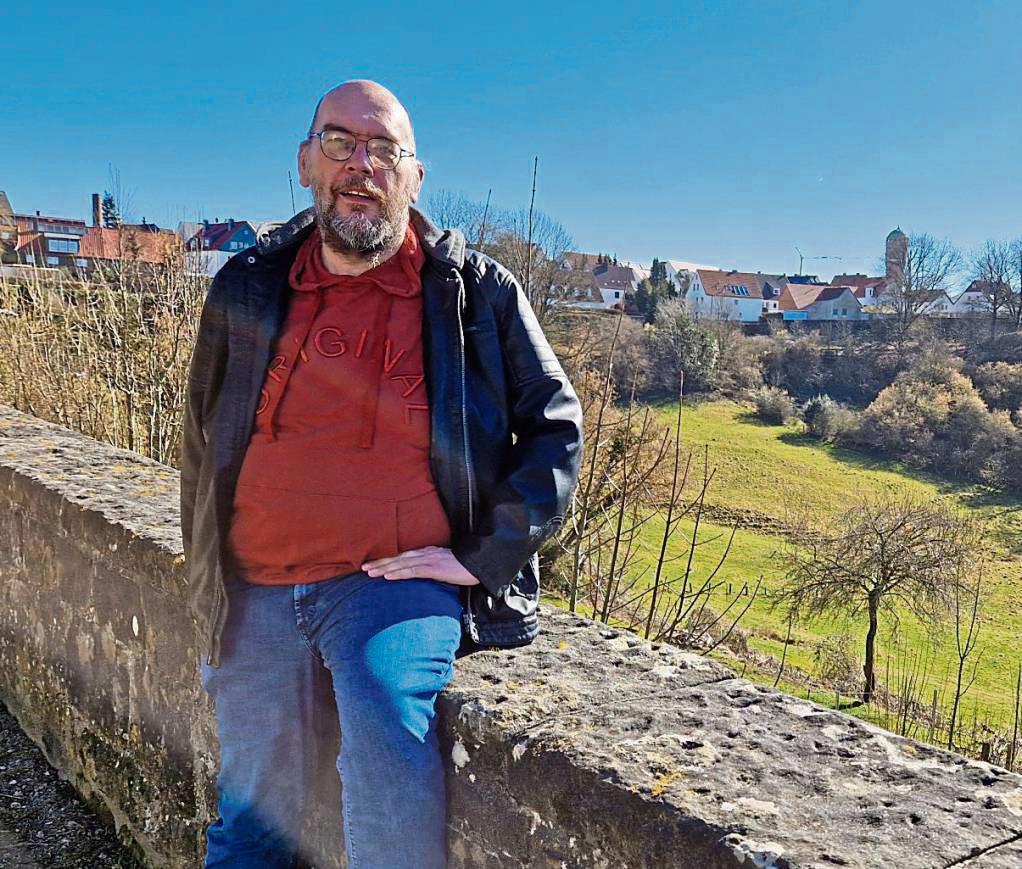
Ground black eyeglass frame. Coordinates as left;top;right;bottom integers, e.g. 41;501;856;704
307;129;415;170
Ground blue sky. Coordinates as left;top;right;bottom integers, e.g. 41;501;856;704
6;0;1020;280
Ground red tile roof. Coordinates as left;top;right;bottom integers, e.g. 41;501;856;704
778;283;827;311
79;227;180;263
830;273;885;299
696;270;785;299
779;283;859;310
187;221;254;252
559;251;600;270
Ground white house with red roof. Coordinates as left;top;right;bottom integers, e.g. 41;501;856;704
678;269;785;321
777;283;866;321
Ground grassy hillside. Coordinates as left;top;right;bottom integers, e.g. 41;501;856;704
556;399;1022;731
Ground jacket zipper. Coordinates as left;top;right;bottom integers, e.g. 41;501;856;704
455;274;476;535
456;272;481;644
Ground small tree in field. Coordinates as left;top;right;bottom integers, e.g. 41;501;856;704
775;495;983;704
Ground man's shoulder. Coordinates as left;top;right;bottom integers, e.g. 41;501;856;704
460;248;519;303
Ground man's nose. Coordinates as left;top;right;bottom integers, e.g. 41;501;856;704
344;141;374;176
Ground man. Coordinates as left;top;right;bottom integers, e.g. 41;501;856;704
180;80;583;868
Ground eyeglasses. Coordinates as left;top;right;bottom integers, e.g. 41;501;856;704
308;129;415;171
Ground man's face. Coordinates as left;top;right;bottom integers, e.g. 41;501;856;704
298;86;423;258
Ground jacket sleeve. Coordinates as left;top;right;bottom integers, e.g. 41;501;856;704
180;281;226;561
450;266;584;599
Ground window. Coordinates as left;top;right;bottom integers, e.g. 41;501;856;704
75;258;88;268
48;238;79;253
614;291;621;299
47;256;59;266
25;254;35;264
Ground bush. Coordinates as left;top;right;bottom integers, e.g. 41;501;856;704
646;299;719;396
972;331;1022;365
753;386;797;424
972;361;1022;413
760;335;824;400
813;635;863;692
710;329;765;396
803;395;859;442
982;429;1022;491
856;357;1013;480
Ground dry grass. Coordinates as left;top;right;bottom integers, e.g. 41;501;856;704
0;259;208;467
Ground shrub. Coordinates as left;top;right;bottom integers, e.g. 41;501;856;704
856;357;1013;480
646;299;719;395
972;361;1022;412
982;428;1022;491
972;331;1022;365
813;635;863;692
710;329;765;396
753;386;797;424
760;335;824;400
803;395;859;442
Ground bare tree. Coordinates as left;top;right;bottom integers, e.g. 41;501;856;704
425;190;490;247
948;566;984;750
426;189;576;326
775;495;982;704
880;233;962;354
971;240;1014;338
485;208;574;326
1008;237;1022;331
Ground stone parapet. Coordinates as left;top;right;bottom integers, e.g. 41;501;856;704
1;403;1021;867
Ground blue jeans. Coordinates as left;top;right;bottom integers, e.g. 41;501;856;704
199;571;463;868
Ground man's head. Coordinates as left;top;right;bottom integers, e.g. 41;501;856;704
298;80;424;261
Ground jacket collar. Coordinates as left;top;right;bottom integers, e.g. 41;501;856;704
255;206;466;270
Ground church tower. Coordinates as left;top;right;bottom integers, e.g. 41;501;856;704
885;227;907;284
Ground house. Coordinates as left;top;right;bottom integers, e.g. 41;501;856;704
777;283;866;321
14;211;90;268
946;282;994;317
186;219;257;254
0;192;16;263
78;225;180;270
679;269;785;321
557;251;601;271
589;262;641;309
832;273;886;305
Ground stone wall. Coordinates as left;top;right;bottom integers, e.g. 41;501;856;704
1;403;1021;868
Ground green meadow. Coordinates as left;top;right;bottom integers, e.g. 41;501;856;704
552;400;1022;729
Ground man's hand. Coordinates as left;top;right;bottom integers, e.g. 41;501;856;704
362;546;480;586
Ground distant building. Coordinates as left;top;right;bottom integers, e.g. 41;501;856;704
885;227;908;286
946;282;996;318
78;226;180;269
186;219;257;254
680;269;785;321
777;283;866;321
831;273;886;304
0;192;16;263
13;194;178;272
14;211;90;268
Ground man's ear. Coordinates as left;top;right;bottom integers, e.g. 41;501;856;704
408;160;425;204
297;141;311;188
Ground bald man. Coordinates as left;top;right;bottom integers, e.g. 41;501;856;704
180;81;583;868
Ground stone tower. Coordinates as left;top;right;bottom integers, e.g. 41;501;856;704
885;227;907;285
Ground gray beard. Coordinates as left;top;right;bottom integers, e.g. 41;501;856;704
314;190;410;262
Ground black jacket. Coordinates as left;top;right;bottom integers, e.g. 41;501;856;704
180;208;583;667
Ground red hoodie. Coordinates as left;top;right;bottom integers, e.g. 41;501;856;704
227;225;452;585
